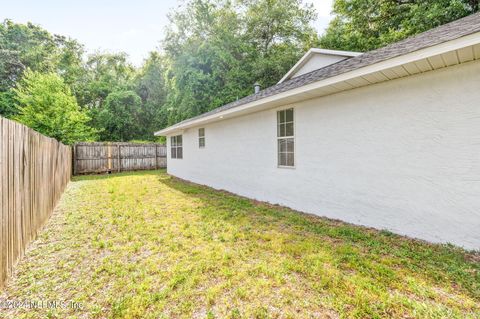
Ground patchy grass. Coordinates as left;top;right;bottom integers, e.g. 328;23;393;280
1;170;479;319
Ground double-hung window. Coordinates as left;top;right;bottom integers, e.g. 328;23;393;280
171;135;183;159
198;128;205;148
277;108;294;167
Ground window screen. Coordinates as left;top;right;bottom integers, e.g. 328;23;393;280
199;128;205;148
277;108;294;167
170;135;183;159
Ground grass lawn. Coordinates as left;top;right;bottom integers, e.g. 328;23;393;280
1;170;479;319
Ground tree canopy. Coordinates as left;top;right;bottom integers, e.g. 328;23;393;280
319;0;479;52
162;0;318;125
13;70;96;144
0;20;84;118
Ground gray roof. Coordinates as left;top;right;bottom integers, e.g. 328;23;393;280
165;12;480;130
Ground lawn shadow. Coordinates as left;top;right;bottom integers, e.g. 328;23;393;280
156;173;480;300
72;169;166;182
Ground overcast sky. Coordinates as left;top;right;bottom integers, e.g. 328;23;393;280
1;0;334;66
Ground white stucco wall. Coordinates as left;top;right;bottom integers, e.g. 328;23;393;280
167;60;480;250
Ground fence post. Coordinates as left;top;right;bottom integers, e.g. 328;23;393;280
73;143;76;176
117;144;121;173
107;142;112;172
155;144;158;170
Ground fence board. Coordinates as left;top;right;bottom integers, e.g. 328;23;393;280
74;142;166;174
0;117;71;288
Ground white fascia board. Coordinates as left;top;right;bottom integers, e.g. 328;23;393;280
157;129;185;137
309;48;363;57
154;32;480;136
277;48;363;84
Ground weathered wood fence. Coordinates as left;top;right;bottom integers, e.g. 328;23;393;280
0;117;71;288
73;142;166;175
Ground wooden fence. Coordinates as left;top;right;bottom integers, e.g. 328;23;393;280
0;117;71;288
73;142;166;175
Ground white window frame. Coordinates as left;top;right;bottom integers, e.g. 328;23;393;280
170;135;183;159
276;107;295;168
198;128;205;148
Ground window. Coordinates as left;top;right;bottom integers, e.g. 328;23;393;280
171;135;183;159
277;108;294;167
198;128;205;148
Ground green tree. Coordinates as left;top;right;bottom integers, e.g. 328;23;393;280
319;0;478;52
0;20;155;140
0;90;17;118
0;48;24;117
242;0;318;84
135;52;168;138
0;20;57;76
74;52;144;138
162;0;318;125
76;52;135;109
163;0;248;123
95;90;143;141
54;34;86;93
0;20;85;118
13;70;96;144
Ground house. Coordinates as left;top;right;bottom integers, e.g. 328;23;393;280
155;13;480;250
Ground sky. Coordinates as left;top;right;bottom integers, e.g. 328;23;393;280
0;0;334;66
